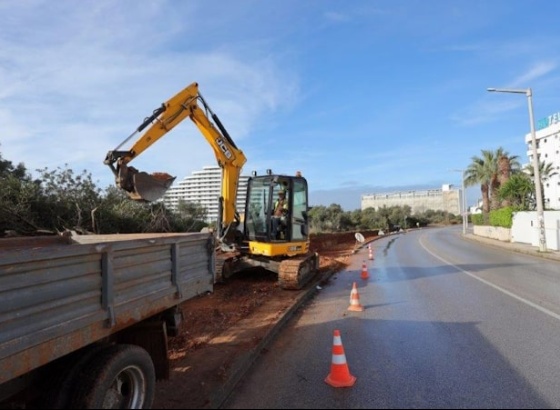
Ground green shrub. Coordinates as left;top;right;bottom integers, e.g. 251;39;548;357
471;214;484;225
488;207;513;228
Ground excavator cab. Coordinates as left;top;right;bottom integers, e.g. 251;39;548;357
243;173;310;247
236;171;318;290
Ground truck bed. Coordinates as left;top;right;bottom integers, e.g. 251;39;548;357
0;232;214;385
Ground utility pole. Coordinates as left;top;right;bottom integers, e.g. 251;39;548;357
487;87;547;252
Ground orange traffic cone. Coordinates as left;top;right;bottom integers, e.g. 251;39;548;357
325;329;356;388
361;260;370;280
368;247;374;260
348;282;364;312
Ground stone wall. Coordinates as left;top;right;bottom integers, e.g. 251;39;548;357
473;225;511;242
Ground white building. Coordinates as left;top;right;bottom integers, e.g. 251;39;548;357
469;199;483;215
361;184;462;215
526;112;560;210
163;166;249;223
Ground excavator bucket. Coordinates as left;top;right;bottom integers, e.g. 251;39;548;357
114;162;176;202
127;171;176;202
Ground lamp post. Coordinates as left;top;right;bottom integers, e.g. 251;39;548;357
487;87;547;252
451;169;467;235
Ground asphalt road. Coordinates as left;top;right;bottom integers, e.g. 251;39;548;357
222;226;560;409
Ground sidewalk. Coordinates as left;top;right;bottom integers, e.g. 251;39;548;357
463;233;560;262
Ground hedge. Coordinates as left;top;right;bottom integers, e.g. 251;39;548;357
471;207;513;228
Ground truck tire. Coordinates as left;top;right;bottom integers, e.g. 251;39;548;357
68;344;155;409
37;345;107;408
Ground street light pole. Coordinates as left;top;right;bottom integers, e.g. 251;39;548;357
451;169;467;235
487;87;547;252
464;171;468;234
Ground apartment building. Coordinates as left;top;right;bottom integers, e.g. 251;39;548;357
527;112;560;210
163;166;249;223
361;184;462;215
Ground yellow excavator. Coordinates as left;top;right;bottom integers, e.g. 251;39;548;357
104;82;319;289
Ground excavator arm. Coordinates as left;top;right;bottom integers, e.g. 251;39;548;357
104;82;247;243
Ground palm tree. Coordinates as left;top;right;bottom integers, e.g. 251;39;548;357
494;148;521;208
465;150;494;223
523;160;558;210
464;147;520;222
524;160;559;183
498;173;534;210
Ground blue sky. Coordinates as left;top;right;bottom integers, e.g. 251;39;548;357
2;0;560;211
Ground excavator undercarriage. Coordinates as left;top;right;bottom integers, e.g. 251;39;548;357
216;250;320;290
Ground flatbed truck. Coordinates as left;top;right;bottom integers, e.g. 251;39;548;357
0;232;214;409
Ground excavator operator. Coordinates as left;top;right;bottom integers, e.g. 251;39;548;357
272;189;289;239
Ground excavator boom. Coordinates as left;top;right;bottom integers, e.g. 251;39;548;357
104;83;246;223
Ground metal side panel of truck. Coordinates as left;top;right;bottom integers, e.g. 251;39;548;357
0;232;215;409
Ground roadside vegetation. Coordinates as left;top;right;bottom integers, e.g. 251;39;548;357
465;146;557;229
1;145;549;237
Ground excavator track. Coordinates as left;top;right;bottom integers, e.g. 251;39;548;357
277;252;320;290
214;251;238;283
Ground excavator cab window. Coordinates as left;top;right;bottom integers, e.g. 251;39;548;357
290;178;309;240
244;177;273;241
244;175;309;243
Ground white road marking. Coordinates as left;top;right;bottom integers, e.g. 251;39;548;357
419;235;560;321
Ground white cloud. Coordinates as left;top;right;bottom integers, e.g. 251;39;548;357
0;0;300;189
510;61;557;88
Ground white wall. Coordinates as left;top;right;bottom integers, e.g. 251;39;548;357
511;211;560;251
473;226;511;242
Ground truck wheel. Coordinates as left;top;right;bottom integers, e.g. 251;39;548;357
68;344;155;409
36;345;106;408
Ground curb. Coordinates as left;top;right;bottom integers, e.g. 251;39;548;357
209;267;339;409
462;233;560;263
